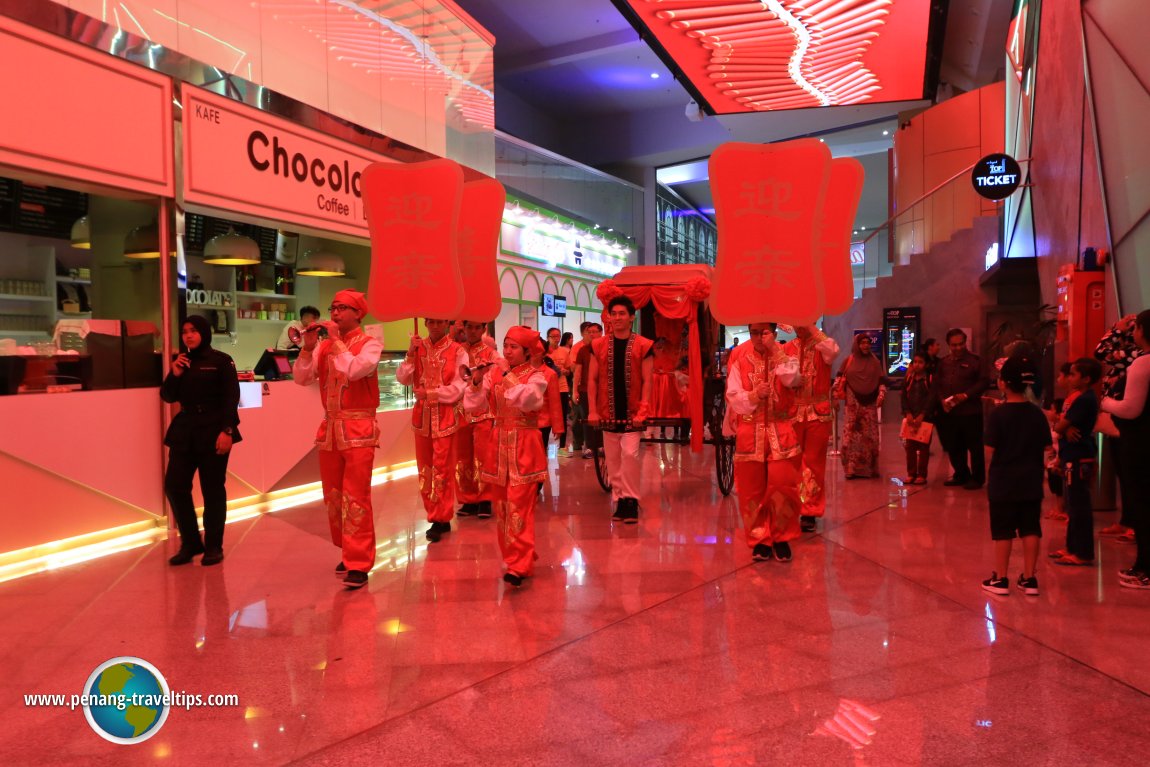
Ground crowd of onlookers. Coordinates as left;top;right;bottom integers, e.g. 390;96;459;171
851;313;1150;595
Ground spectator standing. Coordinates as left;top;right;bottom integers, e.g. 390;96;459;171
1101;310;1150;589
981;357;1051;596
934;328;988;490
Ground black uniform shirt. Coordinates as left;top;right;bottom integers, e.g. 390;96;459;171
160;348;242;450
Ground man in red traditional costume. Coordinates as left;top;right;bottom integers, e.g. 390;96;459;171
726;322;803;562
455;320;499;520
463;327;548;587
396;318;468;542
292;290;382;589
783;323;841;533
587;295;654;524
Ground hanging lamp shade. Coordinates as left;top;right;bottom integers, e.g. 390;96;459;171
203;228;261;265
296;250;346;277
124;223;165;259
70;216;91;249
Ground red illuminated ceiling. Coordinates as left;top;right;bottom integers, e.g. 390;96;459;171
617;0;932;115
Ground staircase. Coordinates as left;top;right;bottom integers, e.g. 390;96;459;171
824;215;1001;357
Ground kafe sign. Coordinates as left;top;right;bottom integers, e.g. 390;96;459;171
182;86;393;238
971;154;1022;200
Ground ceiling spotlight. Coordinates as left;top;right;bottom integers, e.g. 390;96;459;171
883;130;889;136
650;72;660;79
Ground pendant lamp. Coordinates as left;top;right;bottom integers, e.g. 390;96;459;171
123;223;167;259
70;216;91;249
203;228;261;265
296;250;346;277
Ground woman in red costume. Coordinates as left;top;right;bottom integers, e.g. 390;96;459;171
464;327;548;587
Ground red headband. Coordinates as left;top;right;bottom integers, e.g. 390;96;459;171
504;325;542;358
332;289;368;317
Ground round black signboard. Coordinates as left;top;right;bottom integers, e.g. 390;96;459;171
971;153;1022;200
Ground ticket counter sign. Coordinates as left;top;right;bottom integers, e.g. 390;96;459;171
971;153;1022;200
182;86;391;238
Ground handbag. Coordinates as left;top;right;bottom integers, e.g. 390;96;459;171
899;417;934;442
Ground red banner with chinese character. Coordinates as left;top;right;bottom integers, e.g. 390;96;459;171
819;157;865;316
362;159;464;321
457;177;505;322
710;139;831;326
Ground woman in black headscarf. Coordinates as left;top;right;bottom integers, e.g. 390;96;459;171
834;334;886;478
161;315;242;566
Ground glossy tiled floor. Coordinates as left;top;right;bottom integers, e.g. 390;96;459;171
4;424;1150;765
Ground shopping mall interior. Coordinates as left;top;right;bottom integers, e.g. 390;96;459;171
1;0;1148;764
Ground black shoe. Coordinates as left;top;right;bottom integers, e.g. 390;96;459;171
201;549;224;566
335;562;347;576
752;544;773;562
503;572;524;588
619;498;639;524
981;572;1009;595
168;547;203;566
774;541;792;562
800;516;817;533
611;500;626;521
425;521;451;543
1017;573;1039;596
343;570;368;589
943;477;969;487
963;480;984;491
457;503;477;517
476;502;492;519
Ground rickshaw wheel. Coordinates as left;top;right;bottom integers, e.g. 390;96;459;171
716;437;735;496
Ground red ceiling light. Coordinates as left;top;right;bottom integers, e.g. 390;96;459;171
617;0;932;115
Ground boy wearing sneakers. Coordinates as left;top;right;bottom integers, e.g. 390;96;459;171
982;357;1052;596
1050;358;1102;566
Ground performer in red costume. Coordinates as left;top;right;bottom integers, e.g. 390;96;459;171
397;318;468;543
783;324;841;532
587;295;654;524
464;327;548;587
726;322;803;563
292;290;383;589
455;320;500;519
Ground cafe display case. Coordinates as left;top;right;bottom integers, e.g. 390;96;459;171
378;352;412;412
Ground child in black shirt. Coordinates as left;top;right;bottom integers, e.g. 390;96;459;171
1051;358;1102;566
982;356;1052;596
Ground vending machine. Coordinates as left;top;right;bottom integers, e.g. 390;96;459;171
1055;264;1106;361
882;307;921;378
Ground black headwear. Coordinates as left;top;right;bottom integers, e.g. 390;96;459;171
182;315;213;357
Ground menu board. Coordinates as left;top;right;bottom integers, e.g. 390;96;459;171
0;177;88;239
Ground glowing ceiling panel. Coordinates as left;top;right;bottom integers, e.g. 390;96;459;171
616;0;933;115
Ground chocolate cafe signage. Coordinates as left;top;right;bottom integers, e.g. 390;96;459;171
182;86;392;238
971;153;1022;201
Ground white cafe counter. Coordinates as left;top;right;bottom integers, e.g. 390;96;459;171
0;381;414;567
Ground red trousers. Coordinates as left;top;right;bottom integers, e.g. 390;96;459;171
455;420;494;505
795;419;832;518
733;455;802;548
415;433;456;522
491;480;538;577
318;447;376;572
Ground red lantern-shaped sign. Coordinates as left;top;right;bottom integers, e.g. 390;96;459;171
362;159;464;321
456;177;505;322
819;157;865;316
710;139;832;326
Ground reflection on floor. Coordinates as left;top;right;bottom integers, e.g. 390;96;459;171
3;424;1149;765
